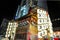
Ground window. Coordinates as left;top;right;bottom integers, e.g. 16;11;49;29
37;9;46;14
38;25;43;31
39;14;41;17
39;26;42;29
40;19;41;22
44;19;47;23
38;32;42;38
47;19;49;22
42;30;47;36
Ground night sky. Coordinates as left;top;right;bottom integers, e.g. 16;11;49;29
0;0;60;27
47;1;60;27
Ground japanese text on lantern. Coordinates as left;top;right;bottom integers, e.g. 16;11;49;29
37;9;48;38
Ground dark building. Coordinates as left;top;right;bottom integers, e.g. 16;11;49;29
0;18;9;37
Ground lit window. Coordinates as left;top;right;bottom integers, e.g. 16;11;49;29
42;30;47;36
47;19;49;22
42;24;48;30
39;14;41;17
5;35;7;37
37;14;42;18
38;25;43;31
39;26;42;29
37;9;46;14
40;19;41;22
38;32;42;38
44;19;47;23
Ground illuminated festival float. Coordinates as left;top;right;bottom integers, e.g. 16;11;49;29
4;0;53;40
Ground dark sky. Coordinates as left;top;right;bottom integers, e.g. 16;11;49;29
0;0;20;24
0;0;60;27
47;1;60;27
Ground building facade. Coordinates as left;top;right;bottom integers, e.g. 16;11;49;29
3;0;53;40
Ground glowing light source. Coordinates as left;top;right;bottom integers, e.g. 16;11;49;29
15;5;29;19
37;9;46;14
38;32;42;38
37;8;53;39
